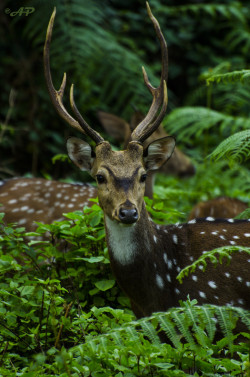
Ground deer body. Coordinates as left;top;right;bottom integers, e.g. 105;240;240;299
105;208;250;317
0;178;96;231
44;3;250;318
189;196;248;220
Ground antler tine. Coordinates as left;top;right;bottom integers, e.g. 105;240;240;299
44;8;84;134
131;2;168;143
70;85;104;144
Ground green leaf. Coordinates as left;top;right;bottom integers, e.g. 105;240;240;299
95;280;116;291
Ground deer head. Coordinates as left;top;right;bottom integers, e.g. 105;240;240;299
44;2;175;224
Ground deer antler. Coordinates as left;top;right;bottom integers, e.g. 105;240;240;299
70;85;104;144
131;2;168;144
44;3;168;145
44;8;84;134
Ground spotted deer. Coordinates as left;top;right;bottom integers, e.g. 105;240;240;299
0;178;97;232
98;110;195;198
188;196;248;221
43;3;250;318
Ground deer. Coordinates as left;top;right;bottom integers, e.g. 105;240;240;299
188;196;248;221
43;2;250;319
0;177;97;232
97;110;195;198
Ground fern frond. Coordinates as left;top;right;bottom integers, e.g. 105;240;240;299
185;304;210;348
177;246;250;283
215;306;235;353
164;3;245;22
157;314;181;349
206;70;250;86
200;306;217;341
235;208;250;220
165;107;250;144
209;130;250;163
233;307;250;330
171;311;196;349
139;320;161;345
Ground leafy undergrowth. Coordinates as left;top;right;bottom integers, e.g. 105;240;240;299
0;203;249;377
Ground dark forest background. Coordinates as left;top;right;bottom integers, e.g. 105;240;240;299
0;0;249;187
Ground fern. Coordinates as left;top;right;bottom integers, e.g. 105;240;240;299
140;320;161;346
199;306;217;341
20;0;160;120
177;246;250;283
215;306;235;354
235;208;250;219
71;303;250;375
162;3;245;22
157;314;181;349
165;107;250;144
206;69;250;86
209;130;250;163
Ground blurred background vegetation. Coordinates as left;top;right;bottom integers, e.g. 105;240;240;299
0;0;249;205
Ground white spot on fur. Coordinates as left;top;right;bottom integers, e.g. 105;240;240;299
163;253;168;264
167;260;173;269
244;233;250;237
156;274;164;289
166;274;171;282
192;275;198;282
21;206;29;211
173;234;178;244
208;281;217;289
188;219;196;224
8;199;17;204
206;217;215;221
199;291;206;298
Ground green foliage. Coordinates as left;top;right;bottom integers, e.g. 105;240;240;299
0;205;250;376
206;69;250;86
209;130;250;164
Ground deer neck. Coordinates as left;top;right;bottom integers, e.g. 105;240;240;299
104;203;156;265
144;171;155;199
104;203;176;317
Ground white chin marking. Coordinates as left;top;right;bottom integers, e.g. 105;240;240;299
105;216;137;265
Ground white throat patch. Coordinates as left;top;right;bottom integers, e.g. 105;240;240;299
105;216;137;265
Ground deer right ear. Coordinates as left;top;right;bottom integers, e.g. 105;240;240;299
143;136;176;171
66;137;95;172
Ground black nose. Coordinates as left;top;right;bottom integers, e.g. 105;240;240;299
119;207;138;224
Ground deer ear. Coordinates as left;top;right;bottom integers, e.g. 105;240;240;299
66;137;95;172
143;136;176;171
97;111;130;143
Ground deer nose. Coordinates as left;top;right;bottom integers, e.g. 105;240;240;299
119;207;138;224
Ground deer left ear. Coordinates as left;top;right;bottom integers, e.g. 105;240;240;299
143;136;176;171
66;137;95;172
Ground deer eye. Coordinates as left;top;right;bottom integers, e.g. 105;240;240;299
140;173;147;183
96;174;106;184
